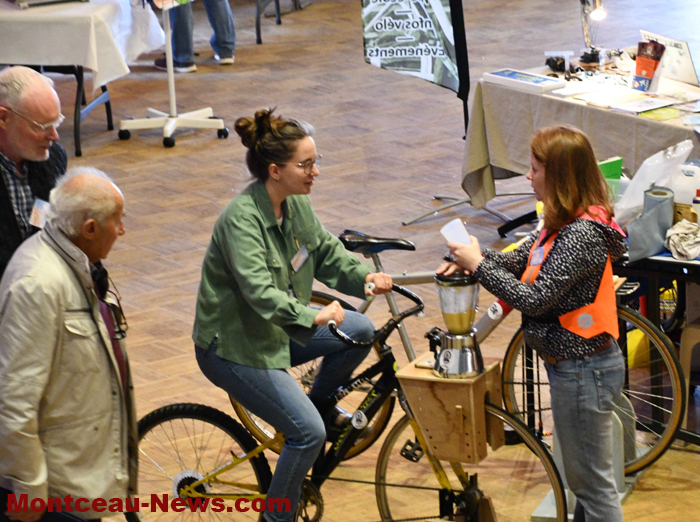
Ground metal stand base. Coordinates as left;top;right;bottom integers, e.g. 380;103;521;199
402;193;536;237
118;9;225;146
120;107;224;137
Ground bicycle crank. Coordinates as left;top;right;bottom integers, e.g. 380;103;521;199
296;480;323;522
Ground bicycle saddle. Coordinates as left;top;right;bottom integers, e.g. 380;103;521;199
339;230;416;254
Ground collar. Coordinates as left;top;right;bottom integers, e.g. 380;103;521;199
41;219;95;293
250;180;294;228
0;150;27;180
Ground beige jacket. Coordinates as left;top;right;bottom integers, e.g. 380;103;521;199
0;221;137;519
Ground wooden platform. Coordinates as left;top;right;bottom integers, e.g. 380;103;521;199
35;0;700;520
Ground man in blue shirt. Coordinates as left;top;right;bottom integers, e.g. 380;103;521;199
0;66;67;278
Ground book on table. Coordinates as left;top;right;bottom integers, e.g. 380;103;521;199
639;107;682;121
482;69;566;93
610;97;675;114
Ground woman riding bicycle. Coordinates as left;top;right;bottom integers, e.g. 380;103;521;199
193;108;392;522
440;125;627;522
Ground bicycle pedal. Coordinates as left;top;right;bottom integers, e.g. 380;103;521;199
400;439;424;462
617;281;640;297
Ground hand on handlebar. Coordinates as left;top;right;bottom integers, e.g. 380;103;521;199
365;272;392;295
313;300;345;326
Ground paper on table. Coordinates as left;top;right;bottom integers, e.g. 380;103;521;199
573;89;647;109
440;218;472;245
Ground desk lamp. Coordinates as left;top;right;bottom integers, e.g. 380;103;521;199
580;0;607;65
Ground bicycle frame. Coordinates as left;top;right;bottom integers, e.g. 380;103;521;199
177;343;463;501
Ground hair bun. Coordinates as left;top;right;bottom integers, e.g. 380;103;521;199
235;108;279;149
234;116;257;149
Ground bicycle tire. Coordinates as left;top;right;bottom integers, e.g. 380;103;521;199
126;403;273;522
375;405;567;522
232;290;395;460
502;304;685;475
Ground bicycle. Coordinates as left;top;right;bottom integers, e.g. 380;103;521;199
129;285;568;522
231;230;685;475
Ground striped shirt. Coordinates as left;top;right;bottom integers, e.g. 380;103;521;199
0;152;34;239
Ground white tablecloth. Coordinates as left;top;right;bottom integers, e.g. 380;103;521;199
0;0;164;90
462;79;700;209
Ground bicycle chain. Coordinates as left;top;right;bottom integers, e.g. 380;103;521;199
318;475;442;492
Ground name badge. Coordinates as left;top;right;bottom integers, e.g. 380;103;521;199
530;247;545;266
290;245;309;273
29;198;50;229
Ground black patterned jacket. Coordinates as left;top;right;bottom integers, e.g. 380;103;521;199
0;142;67;279
474;218;627;360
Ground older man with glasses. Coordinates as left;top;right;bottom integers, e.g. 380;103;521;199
0;167;135;522
0;66;67;278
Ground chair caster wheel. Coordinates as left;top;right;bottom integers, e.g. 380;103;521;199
118;129;131;140
163;137;176;148
217;127;229;139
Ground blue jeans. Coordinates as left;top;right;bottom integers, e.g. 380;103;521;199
545;341;625;522
195;311;373;522
170;0;235;63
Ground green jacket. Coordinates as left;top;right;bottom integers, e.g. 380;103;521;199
193;180;372;368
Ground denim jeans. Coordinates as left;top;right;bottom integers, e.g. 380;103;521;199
545;341;625;522
195;311;373;522
169;0;235;63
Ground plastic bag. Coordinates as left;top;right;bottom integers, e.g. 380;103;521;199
614;140;694;228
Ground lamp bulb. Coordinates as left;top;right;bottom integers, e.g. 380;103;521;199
590;7;607;21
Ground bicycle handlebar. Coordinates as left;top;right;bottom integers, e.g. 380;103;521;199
328;284;424;348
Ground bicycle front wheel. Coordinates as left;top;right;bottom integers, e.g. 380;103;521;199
126;403;273;522
233;290;395;460
375;405;567;522
502;304;685;475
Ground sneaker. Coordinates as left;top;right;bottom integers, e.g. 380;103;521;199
154;57;197;73
325;406;353;443
215;54;235;65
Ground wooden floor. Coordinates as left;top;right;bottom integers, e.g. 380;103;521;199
39;0;700;520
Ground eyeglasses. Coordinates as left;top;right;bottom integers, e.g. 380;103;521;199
282;155;322;175
105;278;128;340
2;105;65;133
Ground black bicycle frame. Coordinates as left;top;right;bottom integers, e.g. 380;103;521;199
310;349;400;487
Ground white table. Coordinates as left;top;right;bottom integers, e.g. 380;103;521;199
0;0;163;89
462;78;700;211
0;0;164;155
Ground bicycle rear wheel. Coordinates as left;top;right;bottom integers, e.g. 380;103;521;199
502;305;685;475
375;405;567;522
232;290;395;460
126;403;273;522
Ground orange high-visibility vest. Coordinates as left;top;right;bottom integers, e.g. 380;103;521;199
521;229;618;339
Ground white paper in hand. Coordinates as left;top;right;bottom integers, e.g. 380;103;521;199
440;218;472;245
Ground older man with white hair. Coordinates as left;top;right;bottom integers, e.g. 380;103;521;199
0;167;135;522
0;66;68;279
